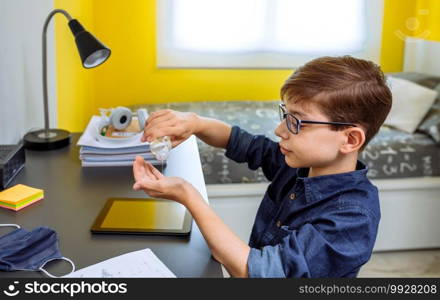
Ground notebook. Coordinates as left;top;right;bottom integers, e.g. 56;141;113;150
0;184;44;211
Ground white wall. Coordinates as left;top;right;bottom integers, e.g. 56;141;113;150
0;0;56;144
404;37;440;77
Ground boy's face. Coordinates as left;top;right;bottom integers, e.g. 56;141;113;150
275;101;347;169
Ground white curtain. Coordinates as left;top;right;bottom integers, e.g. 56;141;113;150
0;0;56;144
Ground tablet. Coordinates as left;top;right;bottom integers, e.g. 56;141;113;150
91;197;192;235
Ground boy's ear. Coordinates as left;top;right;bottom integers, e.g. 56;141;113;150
340;127;365;154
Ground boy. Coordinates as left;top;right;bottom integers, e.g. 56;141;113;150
133;56;392;277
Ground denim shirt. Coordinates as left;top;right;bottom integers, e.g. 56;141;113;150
225;126;381;278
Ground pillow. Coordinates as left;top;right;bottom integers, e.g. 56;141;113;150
417;102;440;143
417;83;440;143
384;76;438;133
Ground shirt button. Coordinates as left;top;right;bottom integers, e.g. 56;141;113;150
289;193;296;200
276;220;282;227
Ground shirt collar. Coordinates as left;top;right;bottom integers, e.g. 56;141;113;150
296;160;369;204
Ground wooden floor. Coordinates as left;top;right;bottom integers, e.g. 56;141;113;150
221;249;440;278
359;249;440;278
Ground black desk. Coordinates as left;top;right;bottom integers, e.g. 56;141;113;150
0;134;222;278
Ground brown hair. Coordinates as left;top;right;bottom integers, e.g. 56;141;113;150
280;56;392;150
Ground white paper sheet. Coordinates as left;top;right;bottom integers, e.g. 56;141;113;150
63;248;176;278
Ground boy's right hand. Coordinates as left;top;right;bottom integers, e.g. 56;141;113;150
141;109;199;148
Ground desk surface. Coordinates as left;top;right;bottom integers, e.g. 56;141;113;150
0;134;222;278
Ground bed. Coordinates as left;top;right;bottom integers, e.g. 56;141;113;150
133;72;440;183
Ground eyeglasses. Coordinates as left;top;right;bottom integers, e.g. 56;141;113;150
278;103;357;135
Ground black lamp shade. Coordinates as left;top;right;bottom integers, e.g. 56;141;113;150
68;19;111;68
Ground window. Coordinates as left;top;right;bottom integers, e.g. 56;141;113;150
157;0;384;68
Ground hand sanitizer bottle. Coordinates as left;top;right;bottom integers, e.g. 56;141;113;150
150;136;172;161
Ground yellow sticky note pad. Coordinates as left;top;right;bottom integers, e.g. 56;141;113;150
0;184;44;211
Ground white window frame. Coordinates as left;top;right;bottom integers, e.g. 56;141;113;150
156;0;384;69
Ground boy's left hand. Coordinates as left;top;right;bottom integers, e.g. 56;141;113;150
132;156;194;204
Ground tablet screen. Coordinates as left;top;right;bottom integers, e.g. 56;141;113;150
91;198;192;235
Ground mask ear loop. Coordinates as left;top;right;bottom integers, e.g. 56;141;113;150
39;257;76;278
0;224;21;229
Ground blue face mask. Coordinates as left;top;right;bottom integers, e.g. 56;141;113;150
0;224;75;277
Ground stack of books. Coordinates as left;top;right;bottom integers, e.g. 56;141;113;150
0;184;44;211
79;147;159;167
77;116;163;167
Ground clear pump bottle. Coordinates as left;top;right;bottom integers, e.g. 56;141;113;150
149;136;172;161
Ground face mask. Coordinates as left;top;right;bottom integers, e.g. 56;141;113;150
0;224;75;277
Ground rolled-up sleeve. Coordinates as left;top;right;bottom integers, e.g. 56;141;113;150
247;231;310;278
248;245;289;278
247;208;376;278
225;126;284;181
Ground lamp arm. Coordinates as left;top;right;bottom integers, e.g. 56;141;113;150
42;9;73;137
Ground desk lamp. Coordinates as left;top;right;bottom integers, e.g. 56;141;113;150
24;9;111;150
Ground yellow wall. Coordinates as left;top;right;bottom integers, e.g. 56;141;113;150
55;0;440;132
380;0;417;72
416;0;440;41
380;0;440;71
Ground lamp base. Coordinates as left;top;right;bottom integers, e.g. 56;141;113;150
24;129;71;151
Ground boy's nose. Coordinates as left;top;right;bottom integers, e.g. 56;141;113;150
275;121;289;140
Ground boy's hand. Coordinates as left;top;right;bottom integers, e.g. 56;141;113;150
132;156;195;205
142;109;200;148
